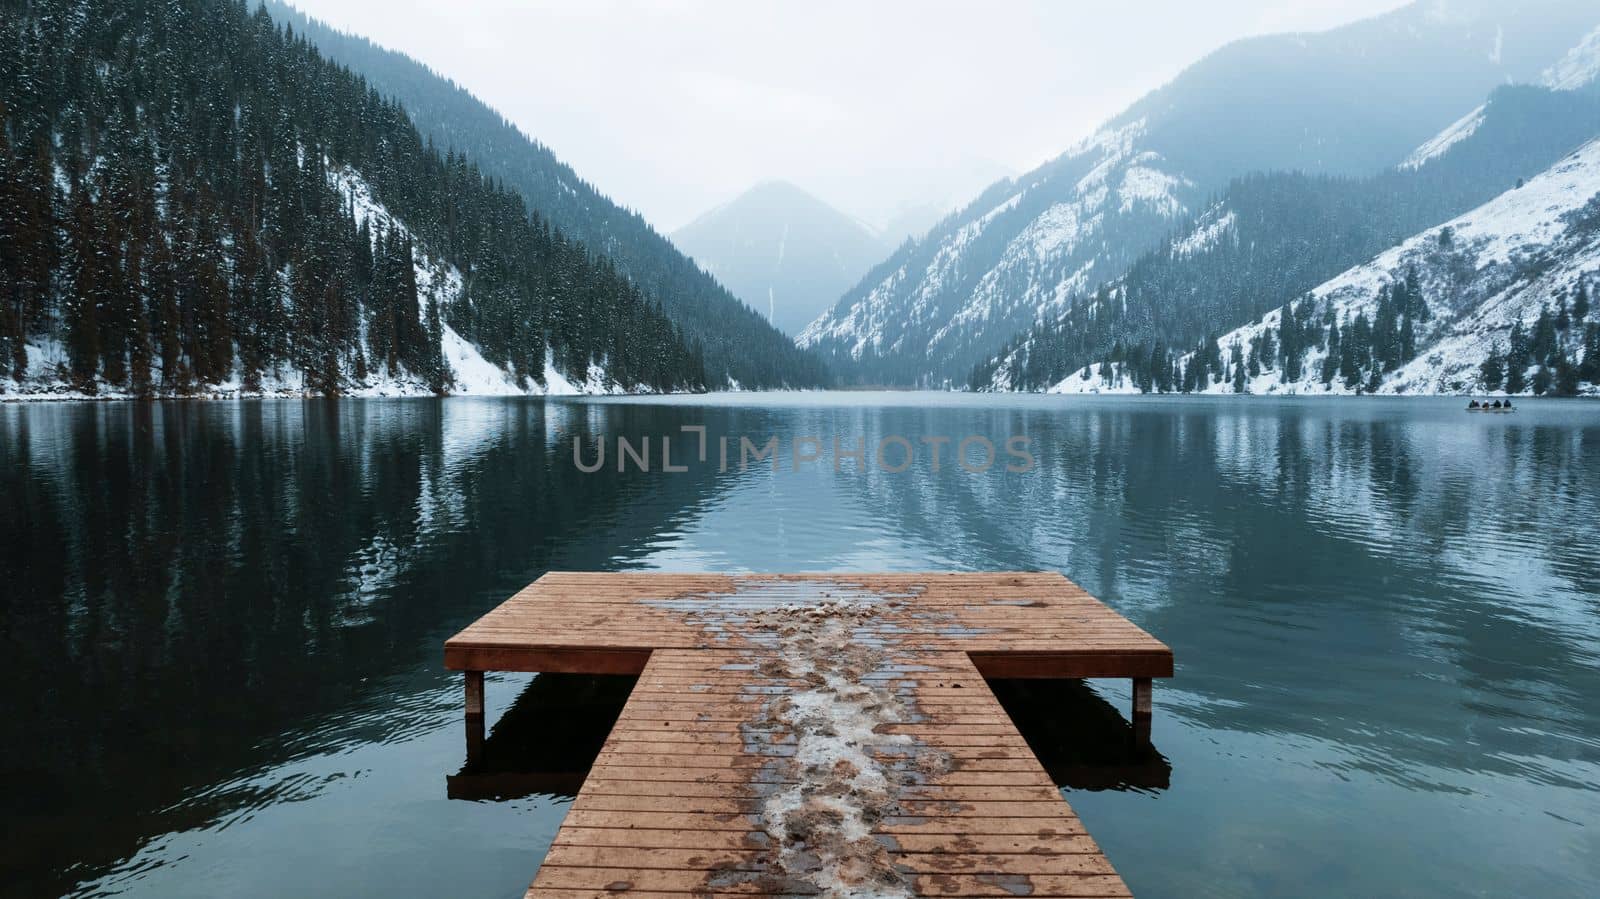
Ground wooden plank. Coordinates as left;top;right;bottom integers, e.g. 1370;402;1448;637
442;571;1169;897
524;647;1130;897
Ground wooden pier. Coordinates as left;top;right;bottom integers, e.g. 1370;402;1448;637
445;572;1172;897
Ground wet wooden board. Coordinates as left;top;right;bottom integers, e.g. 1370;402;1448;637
444;572;1170;897
445;572;1172;680
531;649;1129;898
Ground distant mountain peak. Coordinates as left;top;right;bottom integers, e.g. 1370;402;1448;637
672;182;889;336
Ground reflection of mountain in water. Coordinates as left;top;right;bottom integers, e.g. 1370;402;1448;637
840;400;1600;792
4;395;1598;899
0;399;730;896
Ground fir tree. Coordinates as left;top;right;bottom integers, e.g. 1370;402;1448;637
1479;343;1505;392
1580;324;1600;383
1506;321;1529;394
1321;318;1341;385
1554;357;1579;396
1280;302;1303;383
1532;364;1552;395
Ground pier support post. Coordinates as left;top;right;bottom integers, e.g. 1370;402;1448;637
464;670;485;765
1132;677;1152;746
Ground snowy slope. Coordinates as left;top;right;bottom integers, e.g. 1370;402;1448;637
1400;105;1487;170
802;0;1600;387
797;117;1191;384
327;166;622;397
1061;139;1600;396
1540;24;1600;91
7;165;625;401
1402;23;1600;172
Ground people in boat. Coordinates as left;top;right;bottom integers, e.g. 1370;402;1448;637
1503;399;1513;409
1469;400;1481;408
1491;399;1502;409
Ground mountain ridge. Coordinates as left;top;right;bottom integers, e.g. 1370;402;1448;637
1047;138;1600;397
262;0;830;389
801;0;1600;387
973;81;1600;396
1;0;707;399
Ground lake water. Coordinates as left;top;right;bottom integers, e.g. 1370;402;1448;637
3;393;1598;898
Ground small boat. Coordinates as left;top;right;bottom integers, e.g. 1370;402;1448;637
1466;399;1515;413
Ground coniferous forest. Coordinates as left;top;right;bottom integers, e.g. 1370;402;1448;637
0;0;715;396
970;170;1460;393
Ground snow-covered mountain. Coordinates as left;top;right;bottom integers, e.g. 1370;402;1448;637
1402;23;1600;170
974;81;1600;394
800;0;1600;387
672;182;889;337
262;1;830;390
1055;138;1600;397
873;157;1018;246
1;0;710;401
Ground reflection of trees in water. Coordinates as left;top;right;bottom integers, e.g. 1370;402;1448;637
3;398;1597;894
849;402;1600;789
0;399;726;896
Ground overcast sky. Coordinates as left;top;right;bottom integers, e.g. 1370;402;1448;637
283;0;1409;232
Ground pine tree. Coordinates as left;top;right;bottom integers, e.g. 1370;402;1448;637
66;188;103;390
1281;302;1302;383
1506;321;1529;394
1574;280;1591;324
1479;343;1505;392
1554;356;1579;396
1321;319;1341;385
1532;306;1557;365
1531;364;1552;396
1581;324;1600;383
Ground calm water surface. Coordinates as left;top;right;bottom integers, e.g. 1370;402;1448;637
2;393;1597;898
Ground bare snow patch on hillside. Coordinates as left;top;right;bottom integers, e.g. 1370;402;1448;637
797;191;1024;358
1542;25;1600;91
1400;104;1486;171
1119;155;1191;217
1172;210;1237;257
